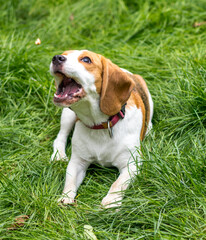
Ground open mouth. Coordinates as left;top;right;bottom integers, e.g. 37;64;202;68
53;72;85;105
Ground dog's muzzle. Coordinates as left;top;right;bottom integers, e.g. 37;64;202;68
52;55;67;65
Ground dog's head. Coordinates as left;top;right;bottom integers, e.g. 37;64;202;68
50;50;135;116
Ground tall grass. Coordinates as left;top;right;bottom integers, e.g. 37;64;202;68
0;0;206;239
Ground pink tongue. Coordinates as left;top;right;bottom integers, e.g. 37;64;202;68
59;82;79;97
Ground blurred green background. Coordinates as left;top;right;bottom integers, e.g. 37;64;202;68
0;0;206;239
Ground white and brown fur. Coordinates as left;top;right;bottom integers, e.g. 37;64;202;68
50;50;153;208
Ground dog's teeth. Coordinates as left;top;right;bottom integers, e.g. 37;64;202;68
73;89;81;97
65;94;68;97
54;94;58;97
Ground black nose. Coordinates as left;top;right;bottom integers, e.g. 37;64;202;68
52;55;66;65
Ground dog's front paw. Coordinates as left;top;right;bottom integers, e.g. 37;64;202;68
50;151;68;162
101;193;122;209
58;196;75;205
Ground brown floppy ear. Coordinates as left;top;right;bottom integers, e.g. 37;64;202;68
100;56;135;116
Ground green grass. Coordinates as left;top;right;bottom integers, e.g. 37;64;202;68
0;0;206;239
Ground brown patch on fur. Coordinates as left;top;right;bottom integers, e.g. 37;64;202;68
78;51;103;94
126;91;146;141
126;74;150;140
99;56;135;116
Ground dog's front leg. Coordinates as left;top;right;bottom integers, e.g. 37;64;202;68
51;108;76;161
101;164;137;208
59;155;89;204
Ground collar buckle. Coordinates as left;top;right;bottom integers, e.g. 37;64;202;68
107;120;113;138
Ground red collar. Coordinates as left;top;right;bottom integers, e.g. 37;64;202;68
75;104;126;138
90;110;125;130
87;104;126;131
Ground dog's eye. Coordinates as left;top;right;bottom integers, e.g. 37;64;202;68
81;57;92;64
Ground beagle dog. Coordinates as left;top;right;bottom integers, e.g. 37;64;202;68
50;50;153;208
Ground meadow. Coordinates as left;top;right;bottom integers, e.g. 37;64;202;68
0;0;206;239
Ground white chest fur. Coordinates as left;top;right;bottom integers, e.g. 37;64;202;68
72;106;143;169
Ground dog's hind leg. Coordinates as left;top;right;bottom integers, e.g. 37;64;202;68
51;108;76;161
101;162;137;209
